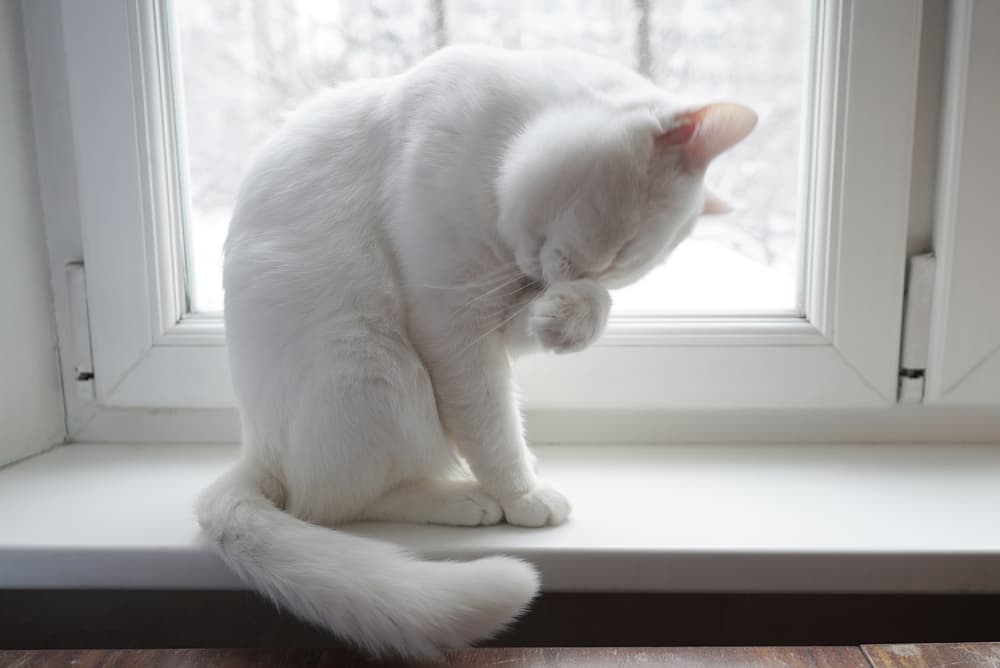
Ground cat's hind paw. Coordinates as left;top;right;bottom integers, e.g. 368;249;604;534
362;479;504;526
439;488;505;526
501;483;571;527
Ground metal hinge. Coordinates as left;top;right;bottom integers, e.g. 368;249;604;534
897;253;935;403
66;262;96;401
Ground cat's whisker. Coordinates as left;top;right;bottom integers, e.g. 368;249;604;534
463;273;532;306
457;299;533;357
414;262;522;292
419;273;516;292
462;262;522;284
467;278;540;310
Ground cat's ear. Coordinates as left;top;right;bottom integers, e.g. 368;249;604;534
702;190;732;216
656;102;757;170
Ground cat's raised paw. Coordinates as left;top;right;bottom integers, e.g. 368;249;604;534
528;279;611;353
502;483;571;527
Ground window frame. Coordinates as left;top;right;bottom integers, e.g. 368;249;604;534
925;0;1000;405
31;0;926;435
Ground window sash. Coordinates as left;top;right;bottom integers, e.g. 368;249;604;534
925;0;1000;404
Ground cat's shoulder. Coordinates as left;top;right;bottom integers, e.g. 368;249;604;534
405;44;521;86
418;44;517;68
416;44;617;72
412;45;648;93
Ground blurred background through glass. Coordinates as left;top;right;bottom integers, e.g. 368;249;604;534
171;0;809;316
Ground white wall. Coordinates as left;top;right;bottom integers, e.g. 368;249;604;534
0;0;65;466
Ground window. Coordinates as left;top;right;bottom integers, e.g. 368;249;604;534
37;0;1000;443
171;0;808;316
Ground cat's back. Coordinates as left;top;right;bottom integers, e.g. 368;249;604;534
223;77;406;356
395;45;658;117
227;78;395;245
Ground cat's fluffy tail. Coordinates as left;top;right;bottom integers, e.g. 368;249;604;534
196;462;539;659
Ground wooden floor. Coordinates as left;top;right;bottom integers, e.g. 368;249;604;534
2;645;999;667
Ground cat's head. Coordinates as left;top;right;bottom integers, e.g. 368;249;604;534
496;102;756;288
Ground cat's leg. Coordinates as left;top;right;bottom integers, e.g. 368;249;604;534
408;279;610;527
416;332;571;528
360;477;504;526
270;328;468;527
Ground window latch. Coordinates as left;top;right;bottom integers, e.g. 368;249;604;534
898;253;935;403
67;262;96;401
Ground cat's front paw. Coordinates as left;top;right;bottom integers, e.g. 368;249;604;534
528;279;611;353
501;482;571;527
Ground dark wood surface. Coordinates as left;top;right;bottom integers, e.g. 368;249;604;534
863;643;1000;667
3;645;999;667
5;591;1000;650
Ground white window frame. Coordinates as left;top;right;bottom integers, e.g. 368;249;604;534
925;0;1000;405
27;0;930;438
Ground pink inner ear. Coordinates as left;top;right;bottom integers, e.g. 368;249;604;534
657;103;758;170
702;191;732;216
657;117;697;146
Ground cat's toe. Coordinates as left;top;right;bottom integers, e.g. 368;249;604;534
470;493;505;525
528;307;594;353
443;491;503;526
528;312;586;353
502;484;572;527
528;281;610;353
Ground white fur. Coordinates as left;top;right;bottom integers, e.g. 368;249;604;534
198;45;754;659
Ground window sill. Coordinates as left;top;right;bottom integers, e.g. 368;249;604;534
1;442;999;592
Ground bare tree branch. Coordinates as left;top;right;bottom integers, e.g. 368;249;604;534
635;0;652;77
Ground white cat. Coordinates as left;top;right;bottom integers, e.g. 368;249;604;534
197;45;755;658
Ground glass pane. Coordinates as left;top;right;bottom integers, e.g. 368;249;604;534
171;0;809;316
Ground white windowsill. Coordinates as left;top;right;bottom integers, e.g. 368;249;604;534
2;442;999;593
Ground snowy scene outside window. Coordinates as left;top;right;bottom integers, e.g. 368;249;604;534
170;0;809;316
